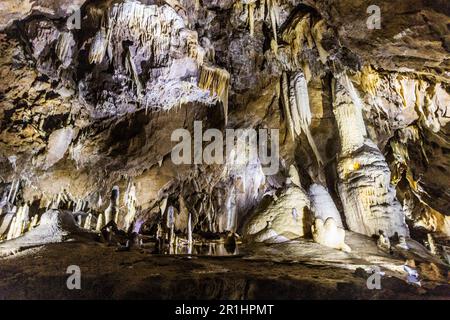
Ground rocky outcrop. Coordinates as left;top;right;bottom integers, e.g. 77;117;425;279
0;209;93;256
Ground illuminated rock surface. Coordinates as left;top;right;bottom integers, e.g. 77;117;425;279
0;0;449;299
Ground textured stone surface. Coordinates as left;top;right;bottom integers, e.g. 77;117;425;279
243;186;311;243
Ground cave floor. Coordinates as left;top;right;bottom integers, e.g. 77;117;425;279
0;233;449;300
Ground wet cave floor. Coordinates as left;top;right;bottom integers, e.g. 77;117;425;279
0;233;449;300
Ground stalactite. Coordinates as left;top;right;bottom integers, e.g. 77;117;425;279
356;65;380;96
286;71;323;165
310;20;329;64
198;64;230;124
281;72;295;140
89;0;190;70
248;2;255;37
288;77;302;137
125;49;144;100
56;31;75;68
89;29;108;64
332;74;367;155
266;0;280;54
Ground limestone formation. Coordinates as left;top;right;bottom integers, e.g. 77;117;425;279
311;218;351;253
243;187;310;243
333;74;409;238
308;184;343;228
0;209;92;256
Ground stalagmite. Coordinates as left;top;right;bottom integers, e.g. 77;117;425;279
6;204;30;240
105;186;120;225
311;217;351;252
244;186;310;243
287;165;301;187
29;214;39;230
241;0;257;37
187;211;192;246
266;0;280;54
7;179;20;204
198;64;230;124
377;231;391;252
225;186;237;232
6;217;16;240
427;233;437;255
8;180;20;205
333;73;408;238
308;184;343;228
125;50;144;100
124;181;137;231
84;213;93;230
167;206;175;248
96;213;104;231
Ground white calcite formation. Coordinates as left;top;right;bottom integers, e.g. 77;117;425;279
308;184;343;228
123;181;137;231
44;126;74;170
243;186;310;243
89;0;188;68
333;74;409;238
55;31;75;68
104;186;120;225
87;0;219;116
281;71;322;165
0;209;88;256
311;217;351;252
6;204;29;240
